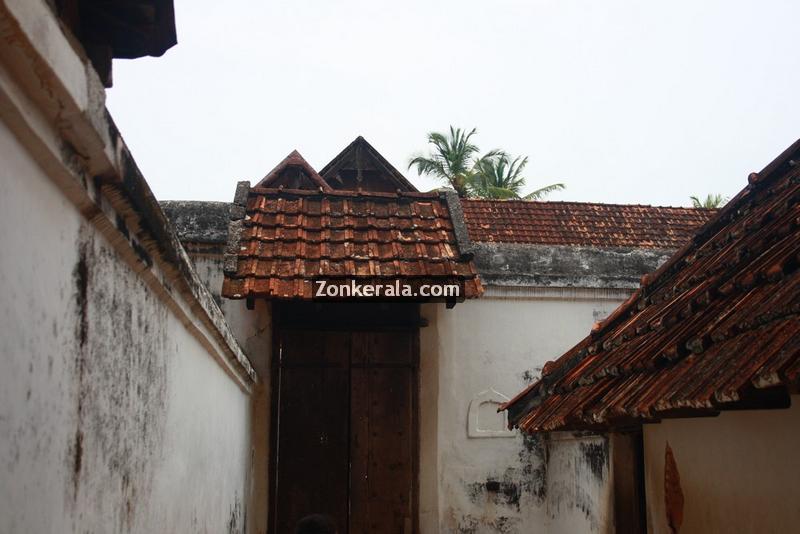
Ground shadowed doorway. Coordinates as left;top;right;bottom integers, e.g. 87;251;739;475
269;303;420;534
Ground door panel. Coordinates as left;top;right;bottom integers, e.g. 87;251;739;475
351;330;414;365
282;329;351;366
274;331;350;533
350;332;415;534
273;329;416;534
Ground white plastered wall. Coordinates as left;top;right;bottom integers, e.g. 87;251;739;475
643;397;800;534
188;254;273;534
420;290;627;533
0;118;253;532
0;0;257;528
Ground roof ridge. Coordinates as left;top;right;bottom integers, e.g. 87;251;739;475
462;198;716;211
249;186;441;200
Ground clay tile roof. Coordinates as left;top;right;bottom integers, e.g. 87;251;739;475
221;187;482;300
504;139;800;433
462;200;714;248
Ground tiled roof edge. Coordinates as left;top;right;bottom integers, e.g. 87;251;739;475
593;138;800;341
502;138;800;427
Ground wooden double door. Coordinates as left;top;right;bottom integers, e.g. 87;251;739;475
271;328;418;534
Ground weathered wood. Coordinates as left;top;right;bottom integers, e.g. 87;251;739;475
349;332;415;534
270;305;419;534
611;431;646;534
273;331;350;533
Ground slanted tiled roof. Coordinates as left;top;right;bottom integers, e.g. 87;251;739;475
462;200;714;248
221;186;482;300
504;139;800;433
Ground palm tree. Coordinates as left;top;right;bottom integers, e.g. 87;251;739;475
690;194;727;208
470;154;565;200
408;127;500;197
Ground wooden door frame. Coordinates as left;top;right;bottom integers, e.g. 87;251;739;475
267;303;421;534
611;428;647;533
267;326;281;534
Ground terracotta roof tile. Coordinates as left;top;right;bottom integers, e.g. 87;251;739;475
504;139;800;432
222;187;482;300
462;200;714;248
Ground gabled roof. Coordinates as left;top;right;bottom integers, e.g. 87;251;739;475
462;199;714;249
221;185;481;300
255;150;332;191
504;139;800;433
320;136;419;193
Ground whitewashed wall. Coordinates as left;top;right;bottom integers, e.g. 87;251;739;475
188;254;272;534
190;255;271;372
643;397;800;534
0;1;258;529
0;114;253;533
420;291;628;534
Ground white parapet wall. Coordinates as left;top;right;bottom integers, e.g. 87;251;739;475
420;289;628;534
0;1;257;531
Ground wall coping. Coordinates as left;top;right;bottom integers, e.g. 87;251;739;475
0;0;256;390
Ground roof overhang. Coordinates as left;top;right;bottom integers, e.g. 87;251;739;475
55;0;177;86
503;138;800;434
221;183;483;302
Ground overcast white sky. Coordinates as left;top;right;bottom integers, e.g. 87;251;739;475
106;0;799;206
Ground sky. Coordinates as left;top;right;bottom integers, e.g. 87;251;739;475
106;0;800;206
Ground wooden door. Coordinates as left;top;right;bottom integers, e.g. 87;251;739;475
349;331;415;534
273;331;351;533
271;328;417;534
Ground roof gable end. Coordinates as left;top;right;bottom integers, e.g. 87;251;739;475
255;150;332;191
320;136;419;193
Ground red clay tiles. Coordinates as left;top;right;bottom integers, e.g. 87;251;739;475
222;187;482;300
462;200;714;248
504;139;800;432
